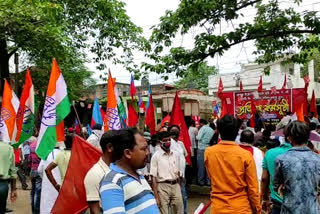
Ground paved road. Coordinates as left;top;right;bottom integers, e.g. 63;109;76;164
7;182;210;214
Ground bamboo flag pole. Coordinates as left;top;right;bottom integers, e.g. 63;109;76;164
72;103;86;139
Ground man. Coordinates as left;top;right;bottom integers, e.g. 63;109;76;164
308;112;319;125
21;141;31;189
309;122;320;151
188;120;198;157
239;130;263;185
276;111;291;130
84;130;117;214
168;125;187;214
196;119;213;186
86;123;103;151
0;141;17;214
274;121;320;214
29;136;41;214
205;115;261;214
45;133;73;192
100;128;159;213
261;127;292;214
37;142;62;214
150;131;183;214
254;125;263;145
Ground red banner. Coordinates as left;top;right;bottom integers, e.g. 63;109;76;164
235;89;292;125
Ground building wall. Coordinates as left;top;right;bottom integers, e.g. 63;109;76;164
95;82;130;99
208;60;320;99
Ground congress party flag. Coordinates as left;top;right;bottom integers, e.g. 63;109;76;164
36;59;71;160
0;80;20;143
12;69;35;148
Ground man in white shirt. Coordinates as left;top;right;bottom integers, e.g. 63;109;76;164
239;130;263;185
308;112;320;126
86;124;103;150
168;125;188;214
84;130;117;214
276;111;292;130
188;120;198;157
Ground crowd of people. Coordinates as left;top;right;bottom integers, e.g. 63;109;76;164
1;111;320;214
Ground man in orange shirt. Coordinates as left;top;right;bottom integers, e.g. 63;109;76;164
205;115;261;214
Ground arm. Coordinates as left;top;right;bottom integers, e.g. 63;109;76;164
88;202;101;214
196;128;203;141
45;162;60;192
9;150;17;202
273;158;284;195
150;155;160;206
260;170;270;201
245;156;261;214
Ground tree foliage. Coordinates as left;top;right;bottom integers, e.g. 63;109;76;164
143;0;320;75
174;62;217;94
0;0;146;79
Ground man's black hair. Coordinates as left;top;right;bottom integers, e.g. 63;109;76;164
65;133;74;149
240;129;254;144
266;139;280;150
309;122;317;131
190;120;196;127
157;131;171;141
217;115;240;141
286;121;310;145
151;133;159;147
168;125;180;132
111;128;141;160
310;112;315;116
209;122;216;130
100;130;118;153
199;119;208;125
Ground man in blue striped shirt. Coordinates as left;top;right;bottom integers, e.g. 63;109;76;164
100;128;160;214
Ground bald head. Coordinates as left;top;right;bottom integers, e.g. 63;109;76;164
240;129;254;145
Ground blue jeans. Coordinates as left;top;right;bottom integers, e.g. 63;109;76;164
197;149;210;185
180;180;187;214
0;180;9;214
30;170;42;214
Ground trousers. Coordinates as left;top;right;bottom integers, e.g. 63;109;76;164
0;180;9;214
157;183;183;214
197;149;210;185
30;170;42;214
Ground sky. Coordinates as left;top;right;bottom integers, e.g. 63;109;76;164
85;0;320;86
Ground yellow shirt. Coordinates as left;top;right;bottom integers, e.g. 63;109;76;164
53;150;71;182
204;141;261;214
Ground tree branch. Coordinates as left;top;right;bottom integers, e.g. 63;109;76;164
201;29;317;60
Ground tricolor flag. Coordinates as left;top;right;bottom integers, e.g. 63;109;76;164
36;59;71;160
104;71;121;131
0;80;20;143
12;69;35;148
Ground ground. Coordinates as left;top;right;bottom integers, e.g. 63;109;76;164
7;182;211;214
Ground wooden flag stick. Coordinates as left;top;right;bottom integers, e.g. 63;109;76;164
72;103;86;139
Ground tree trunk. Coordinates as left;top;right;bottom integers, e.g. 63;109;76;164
0;39;10;93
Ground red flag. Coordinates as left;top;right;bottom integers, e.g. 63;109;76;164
145;94;156;135
220;98;228;118
310;90;317;118
128;103;138;127
296;103;304;122
304;74;310;91
130;74;136;100
258;76;263;92
169;92;192;165
281;73;287;90
217;77;224;97
51;136;102;213
250;100;257;128
239;80;243;92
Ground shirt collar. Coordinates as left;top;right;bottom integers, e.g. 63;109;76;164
289;146;311;152
159;148;173;156
110;163;143;178
219;140;238;145
280;142;292;148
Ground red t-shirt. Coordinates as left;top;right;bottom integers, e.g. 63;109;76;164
239;145;254;155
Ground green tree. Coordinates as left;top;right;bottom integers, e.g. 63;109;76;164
0;0;146;79
175;62;217;94
143;0;320;75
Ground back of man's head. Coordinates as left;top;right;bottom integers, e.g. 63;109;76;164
240;129;254;145
217;115;240;141
199;119;207;125
286;121;310;145
111;128;140;161
100;130;118;153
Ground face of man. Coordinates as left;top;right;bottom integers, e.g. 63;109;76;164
128;133;149;170
160;136;171;152
309;112;314;119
